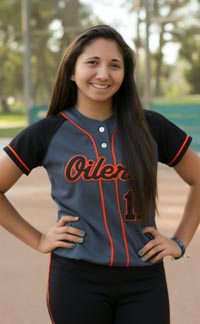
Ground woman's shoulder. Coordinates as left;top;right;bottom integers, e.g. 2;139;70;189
144;109;167;127
24;113;65;133
3;113;66;174
10;113;66;145
144;109;181;138
144;109;192;166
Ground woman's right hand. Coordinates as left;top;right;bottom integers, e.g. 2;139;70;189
37;216;85;253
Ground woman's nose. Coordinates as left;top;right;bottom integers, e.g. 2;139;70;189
96;66;109;80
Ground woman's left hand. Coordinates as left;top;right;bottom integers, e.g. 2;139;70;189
138;227;183;263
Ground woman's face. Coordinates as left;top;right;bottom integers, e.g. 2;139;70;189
71;38;124;109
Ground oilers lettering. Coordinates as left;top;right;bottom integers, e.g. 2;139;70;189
64;155;130;182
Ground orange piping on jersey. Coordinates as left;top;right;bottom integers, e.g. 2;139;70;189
60;112;99;156
111;129;130;267
7;145;31;173
98;179;115;266
168;135;190;166
60;111;115;266
46;254;56;324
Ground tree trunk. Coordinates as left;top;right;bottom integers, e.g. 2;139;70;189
154;24;165;96
0;97;10;113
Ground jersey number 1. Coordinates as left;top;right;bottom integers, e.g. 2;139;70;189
123;189;138;221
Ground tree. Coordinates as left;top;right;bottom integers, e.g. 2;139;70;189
29;0;95;103
0;0;98;112
174;26;200;93
125;0;197;97
150;0;189;96
0;0;22;112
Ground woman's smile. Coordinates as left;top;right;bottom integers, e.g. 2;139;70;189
89;83;111;89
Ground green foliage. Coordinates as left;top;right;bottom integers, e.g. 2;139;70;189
0;0;97;110
176;28;200;94
185;63;200;94
125;0;200;98
0;0;23;100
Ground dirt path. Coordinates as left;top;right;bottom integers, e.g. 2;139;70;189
0;161;199;324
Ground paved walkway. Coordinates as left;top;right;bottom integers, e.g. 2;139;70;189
0;143;199;323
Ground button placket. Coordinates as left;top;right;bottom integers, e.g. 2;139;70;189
97;124;108;150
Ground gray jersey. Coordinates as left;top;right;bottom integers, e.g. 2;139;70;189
4;108;192;267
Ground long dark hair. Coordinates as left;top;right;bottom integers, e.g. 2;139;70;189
47;25;157;221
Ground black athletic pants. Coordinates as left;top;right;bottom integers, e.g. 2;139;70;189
47;254;170;324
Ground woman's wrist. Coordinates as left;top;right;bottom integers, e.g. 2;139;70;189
171;236;186;259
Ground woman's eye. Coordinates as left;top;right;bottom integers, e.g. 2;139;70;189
111;63;120;69
87;60;98;65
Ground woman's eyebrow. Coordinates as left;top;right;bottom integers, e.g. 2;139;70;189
85;56;100;60
111;58;122;62
84;56;122;62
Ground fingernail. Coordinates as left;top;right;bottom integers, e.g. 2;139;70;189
78;237;84;243
71;243;76;248
138;250;144;256
80;231;85;237
141;256;146;262
74;216;79;220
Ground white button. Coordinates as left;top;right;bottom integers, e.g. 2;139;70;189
101;142;107;149
99;126;105;133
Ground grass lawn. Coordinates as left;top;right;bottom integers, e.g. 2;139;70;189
0;113;27;138
152;94;200;104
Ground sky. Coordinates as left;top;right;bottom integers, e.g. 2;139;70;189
80;0;182;64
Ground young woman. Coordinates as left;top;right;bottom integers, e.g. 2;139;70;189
0;25;200;324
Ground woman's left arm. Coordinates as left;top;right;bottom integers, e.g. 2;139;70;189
139;148;200;262
172;148;200;247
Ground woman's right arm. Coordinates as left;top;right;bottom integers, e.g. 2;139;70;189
0;152;85;253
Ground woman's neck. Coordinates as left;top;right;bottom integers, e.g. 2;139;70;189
75;101;113;121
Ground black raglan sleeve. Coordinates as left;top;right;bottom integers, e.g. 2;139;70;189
3;114;65;175
145;110;192;166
